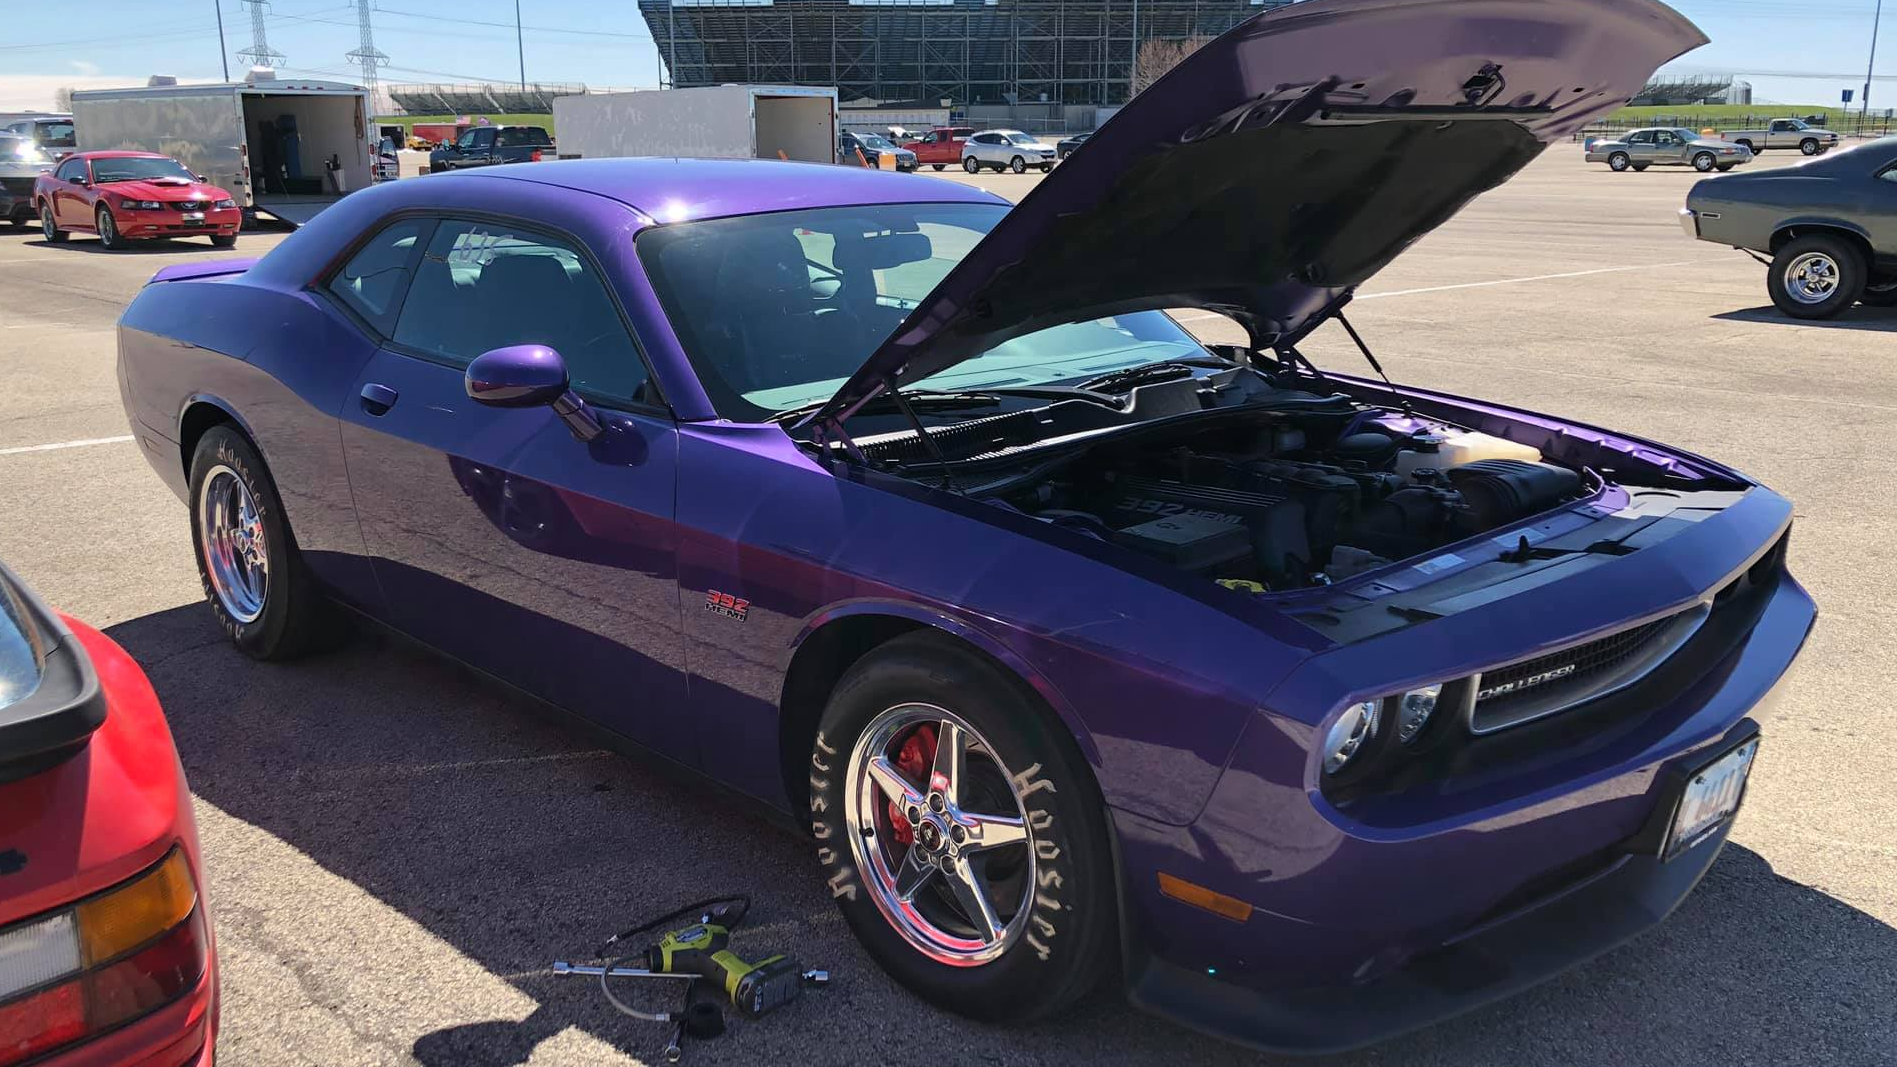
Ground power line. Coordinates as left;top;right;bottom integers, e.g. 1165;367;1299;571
375;5;654;42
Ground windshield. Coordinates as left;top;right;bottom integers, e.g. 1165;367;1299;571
1673;129;1699;141
91;156;195;183
858;134;896;150
638;203;1212;422
31;122;74;147
1005;133;1040;146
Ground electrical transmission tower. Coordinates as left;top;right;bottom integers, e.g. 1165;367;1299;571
346;0;389;99
235;0;285;70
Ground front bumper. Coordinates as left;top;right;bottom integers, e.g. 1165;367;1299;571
1112;555;1815;1054
115;206;241;238
1128;814;1736;1054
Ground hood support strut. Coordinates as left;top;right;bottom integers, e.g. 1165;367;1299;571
1333;310;1411;414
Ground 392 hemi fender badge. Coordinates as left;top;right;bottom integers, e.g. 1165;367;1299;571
705;590;750;621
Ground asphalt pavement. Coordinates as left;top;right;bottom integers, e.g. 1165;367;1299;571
0;145;1891;1066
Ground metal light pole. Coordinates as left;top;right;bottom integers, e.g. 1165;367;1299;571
1866;0;1884;127
512;0;527;90
1129;0;1139;100
214;0;231;81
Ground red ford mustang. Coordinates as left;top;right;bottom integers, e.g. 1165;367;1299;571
0;561;217;1066
34;152;240;251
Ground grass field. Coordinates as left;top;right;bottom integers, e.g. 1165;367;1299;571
1613;104;1865;124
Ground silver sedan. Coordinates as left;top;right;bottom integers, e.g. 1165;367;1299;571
1585;127;1754;172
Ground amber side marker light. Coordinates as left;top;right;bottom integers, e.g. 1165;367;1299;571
1157;873;1254;923
0;849;207;1067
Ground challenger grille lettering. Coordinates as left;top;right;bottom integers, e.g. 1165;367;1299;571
1477;663;1576;702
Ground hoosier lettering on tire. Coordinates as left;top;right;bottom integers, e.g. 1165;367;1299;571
808;632;1115;1021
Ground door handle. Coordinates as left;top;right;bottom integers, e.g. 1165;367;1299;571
359;382;399;416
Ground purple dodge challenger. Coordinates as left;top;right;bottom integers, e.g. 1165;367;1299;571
116;0;1814;1052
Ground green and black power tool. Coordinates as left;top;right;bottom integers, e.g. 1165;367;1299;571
643;922;810;1018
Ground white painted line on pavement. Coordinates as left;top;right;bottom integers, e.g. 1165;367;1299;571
1171;261;1696;323
1358;262;1695;300
0;435;134;457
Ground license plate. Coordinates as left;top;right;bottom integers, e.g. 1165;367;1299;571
1664;739;1758;861
182;212;205;222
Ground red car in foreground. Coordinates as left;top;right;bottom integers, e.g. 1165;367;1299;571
34;152;240;250
0;562;217;1067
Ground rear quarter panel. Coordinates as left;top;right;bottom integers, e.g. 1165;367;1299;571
1688;174;1867;251
117;270;383;609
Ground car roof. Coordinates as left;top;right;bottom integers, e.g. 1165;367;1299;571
458;157;1004;219
69;150;169;160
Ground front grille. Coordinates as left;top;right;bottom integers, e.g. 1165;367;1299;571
169;200;208;211
0;177;34;196
1469;606;1706;734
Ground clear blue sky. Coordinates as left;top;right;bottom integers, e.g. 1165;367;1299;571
1;0;1890;111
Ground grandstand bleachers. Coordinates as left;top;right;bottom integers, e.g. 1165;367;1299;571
387;83;590;115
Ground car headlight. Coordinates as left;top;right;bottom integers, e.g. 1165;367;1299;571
119;199;163;210
1322;700;1379;774
1394;683;1443;743
214;198;236;209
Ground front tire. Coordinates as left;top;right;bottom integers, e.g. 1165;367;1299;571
1693;151;1717;172
95;205;124;250
1608;152;1631;172
1009;155;1026;174
1717;163;1736;172
210;233;237;248
1800;138;1820;156
1860;275;1897;307
40;204;66;243
809;633;1115;1022
188;427;343;659
1768;234;1866;320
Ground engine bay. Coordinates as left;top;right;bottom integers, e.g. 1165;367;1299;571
995;405;1588;590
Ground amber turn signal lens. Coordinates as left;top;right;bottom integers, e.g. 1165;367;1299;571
1156;872;1253;923
76;851;197;966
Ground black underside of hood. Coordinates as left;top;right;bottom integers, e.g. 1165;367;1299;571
812;0;1707;424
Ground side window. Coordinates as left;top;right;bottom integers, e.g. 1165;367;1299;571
1770;121;1790;132
1628;131;1652;144
392;219;650;405
54;158;85;182
325;218;430;334
1878;164;1897;185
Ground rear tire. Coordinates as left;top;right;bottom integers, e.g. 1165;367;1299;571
1734;139;1755;155
188;426;345;659
1608;152;1631;172
39;205;66;243
963;156;980;173
1768;233;1865;320
95;205;124;250
809;633;1115;1023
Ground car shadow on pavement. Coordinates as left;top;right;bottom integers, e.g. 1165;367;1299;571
20;237;236;255
1713;306;1897;333
104;603;1897;1067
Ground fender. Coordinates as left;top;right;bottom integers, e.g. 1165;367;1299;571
1771;215;1875;247
787;597;1104;770
175;393;260;454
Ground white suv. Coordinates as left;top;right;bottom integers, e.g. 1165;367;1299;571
962;130;1056;174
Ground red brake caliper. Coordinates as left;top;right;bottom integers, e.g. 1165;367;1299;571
886;724;937;846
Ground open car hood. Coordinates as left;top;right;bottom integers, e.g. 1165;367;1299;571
814;0;1704;423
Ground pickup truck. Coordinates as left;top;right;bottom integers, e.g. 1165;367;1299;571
426;125;553;172
1721;118;1840;157
900;126;976;171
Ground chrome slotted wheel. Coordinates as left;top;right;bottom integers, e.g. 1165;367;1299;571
197;464;269;623
845;703;1035;966
1784;252;1840;305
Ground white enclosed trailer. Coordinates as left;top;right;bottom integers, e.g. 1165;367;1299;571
552;85;837;163
70;72;376;226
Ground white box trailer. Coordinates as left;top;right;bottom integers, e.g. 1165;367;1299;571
552;85;837;163
70;72;376;227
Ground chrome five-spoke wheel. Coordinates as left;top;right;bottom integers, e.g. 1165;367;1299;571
1783;251;1840;305
196;464;269;623
845;704;1034;966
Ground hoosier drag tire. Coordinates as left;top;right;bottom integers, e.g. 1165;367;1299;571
809;632;1115;1022
188;426;343;660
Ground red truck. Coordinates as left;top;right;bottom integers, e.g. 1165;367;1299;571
900;126;976;171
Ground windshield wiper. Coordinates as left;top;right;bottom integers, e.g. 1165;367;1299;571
1077;358;1232;394
771;389;1004;425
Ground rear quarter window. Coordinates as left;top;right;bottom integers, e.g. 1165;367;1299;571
325;218;431;335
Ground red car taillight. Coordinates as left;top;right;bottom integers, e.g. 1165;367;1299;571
530;148;542;162
0;850;206;1066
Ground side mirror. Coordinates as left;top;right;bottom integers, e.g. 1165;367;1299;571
465;345;602;441
68;176;87;186
195;173;208;182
